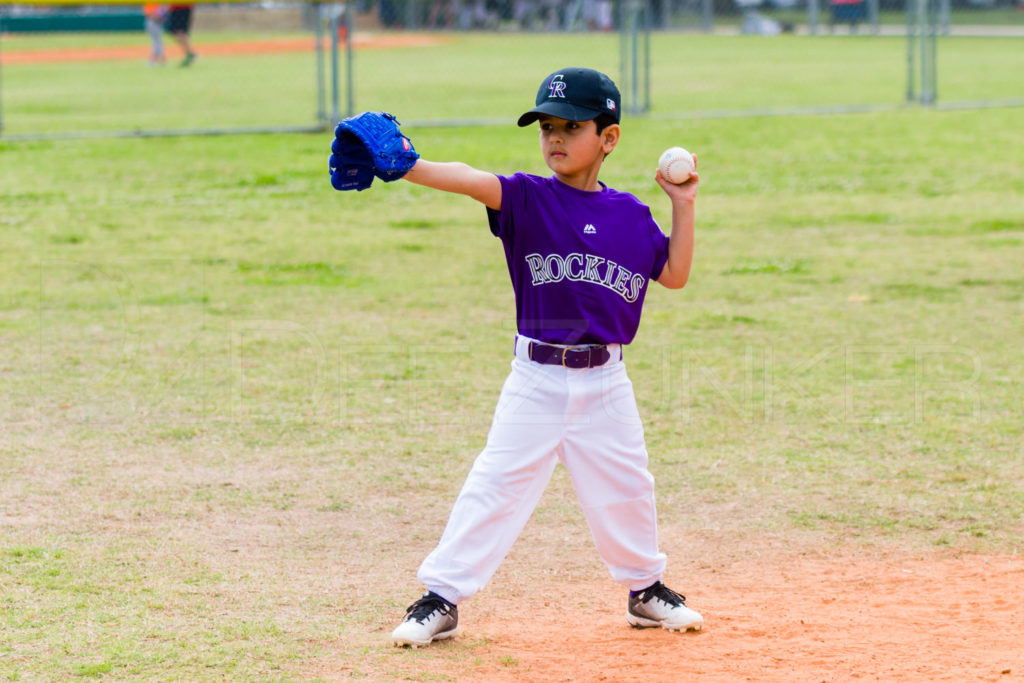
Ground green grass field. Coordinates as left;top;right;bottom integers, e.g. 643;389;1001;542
2;30;1023;135
2;30;1023;681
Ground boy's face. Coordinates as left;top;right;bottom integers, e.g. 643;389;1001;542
537;115;619;182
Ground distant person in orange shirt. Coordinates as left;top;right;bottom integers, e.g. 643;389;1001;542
166;4;197;67
143;4;167;66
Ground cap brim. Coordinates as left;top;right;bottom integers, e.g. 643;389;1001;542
517;101;603;127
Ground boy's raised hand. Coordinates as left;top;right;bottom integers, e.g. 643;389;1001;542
655;152;699;203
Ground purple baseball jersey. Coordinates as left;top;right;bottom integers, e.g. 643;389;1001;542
487;172;670;345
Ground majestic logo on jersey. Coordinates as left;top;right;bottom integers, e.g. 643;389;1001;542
583;224;597;234
548;75;567;99
524;252;647;303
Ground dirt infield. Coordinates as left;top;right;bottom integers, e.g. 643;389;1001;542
312;536;1023;682
459;552;1023;682
0;34;446;65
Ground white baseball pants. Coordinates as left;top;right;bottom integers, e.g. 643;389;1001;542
418;335;667;605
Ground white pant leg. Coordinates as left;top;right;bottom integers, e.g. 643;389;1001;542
417;357;565;604
560;362;666;591
145;18;164;57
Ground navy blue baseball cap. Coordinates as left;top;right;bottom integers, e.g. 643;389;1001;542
517;67;621;127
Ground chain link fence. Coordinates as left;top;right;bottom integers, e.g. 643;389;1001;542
359;0;1024;34
336;0;1023;122
0;0;1021;139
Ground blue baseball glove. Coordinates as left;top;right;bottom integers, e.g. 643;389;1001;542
329;112;419;191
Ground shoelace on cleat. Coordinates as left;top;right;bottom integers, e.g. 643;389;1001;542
404;594;453;624
639;582;686;607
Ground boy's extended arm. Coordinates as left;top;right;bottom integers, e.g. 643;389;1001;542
655;163;698;290
404;159;502;211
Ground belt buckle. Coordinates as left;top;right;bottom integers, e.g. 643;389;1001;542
561;346;585;368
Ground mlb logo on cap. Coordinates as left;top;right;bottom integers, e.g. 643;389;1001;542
518;67;621;127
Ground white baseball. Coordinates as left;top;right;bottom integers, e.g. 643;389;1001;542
658;146;695;184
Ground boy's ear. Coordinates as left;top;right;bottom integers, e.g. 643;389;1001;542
602;124;621;154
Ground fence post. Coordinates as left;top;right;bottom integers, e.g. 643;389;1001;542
618;0;627;102
918;0;937;105
345;0;354;118
631;1;639;116
909;0;938;106
701;0;713;32
918;0;928;104
906;0;916;103
928;0;938;103
327;2;355;122
644;0;651;113
808;0;820;37
315;2;327;127
330;9;339;123
620;0;651;116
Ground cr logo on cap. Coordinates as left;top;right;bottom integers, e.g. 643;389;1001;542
548;75;567;99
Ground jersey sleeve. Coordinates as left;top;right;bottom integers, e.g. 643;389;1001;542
486;173;529;240
647;210;671;281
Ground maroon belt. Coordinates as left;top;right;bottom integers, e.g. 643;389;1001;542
527;340;612;369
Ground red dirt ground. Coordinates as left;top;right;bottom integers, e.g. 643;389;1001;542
0;34;445;65
347;546;1024;683
463;552;1023;682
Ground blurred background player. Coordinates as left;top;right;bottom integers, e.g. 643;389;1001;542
143;4;166;66
166;4;197;67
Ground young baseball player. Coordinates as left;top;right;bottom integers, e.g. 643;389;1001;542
383;67;701;646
